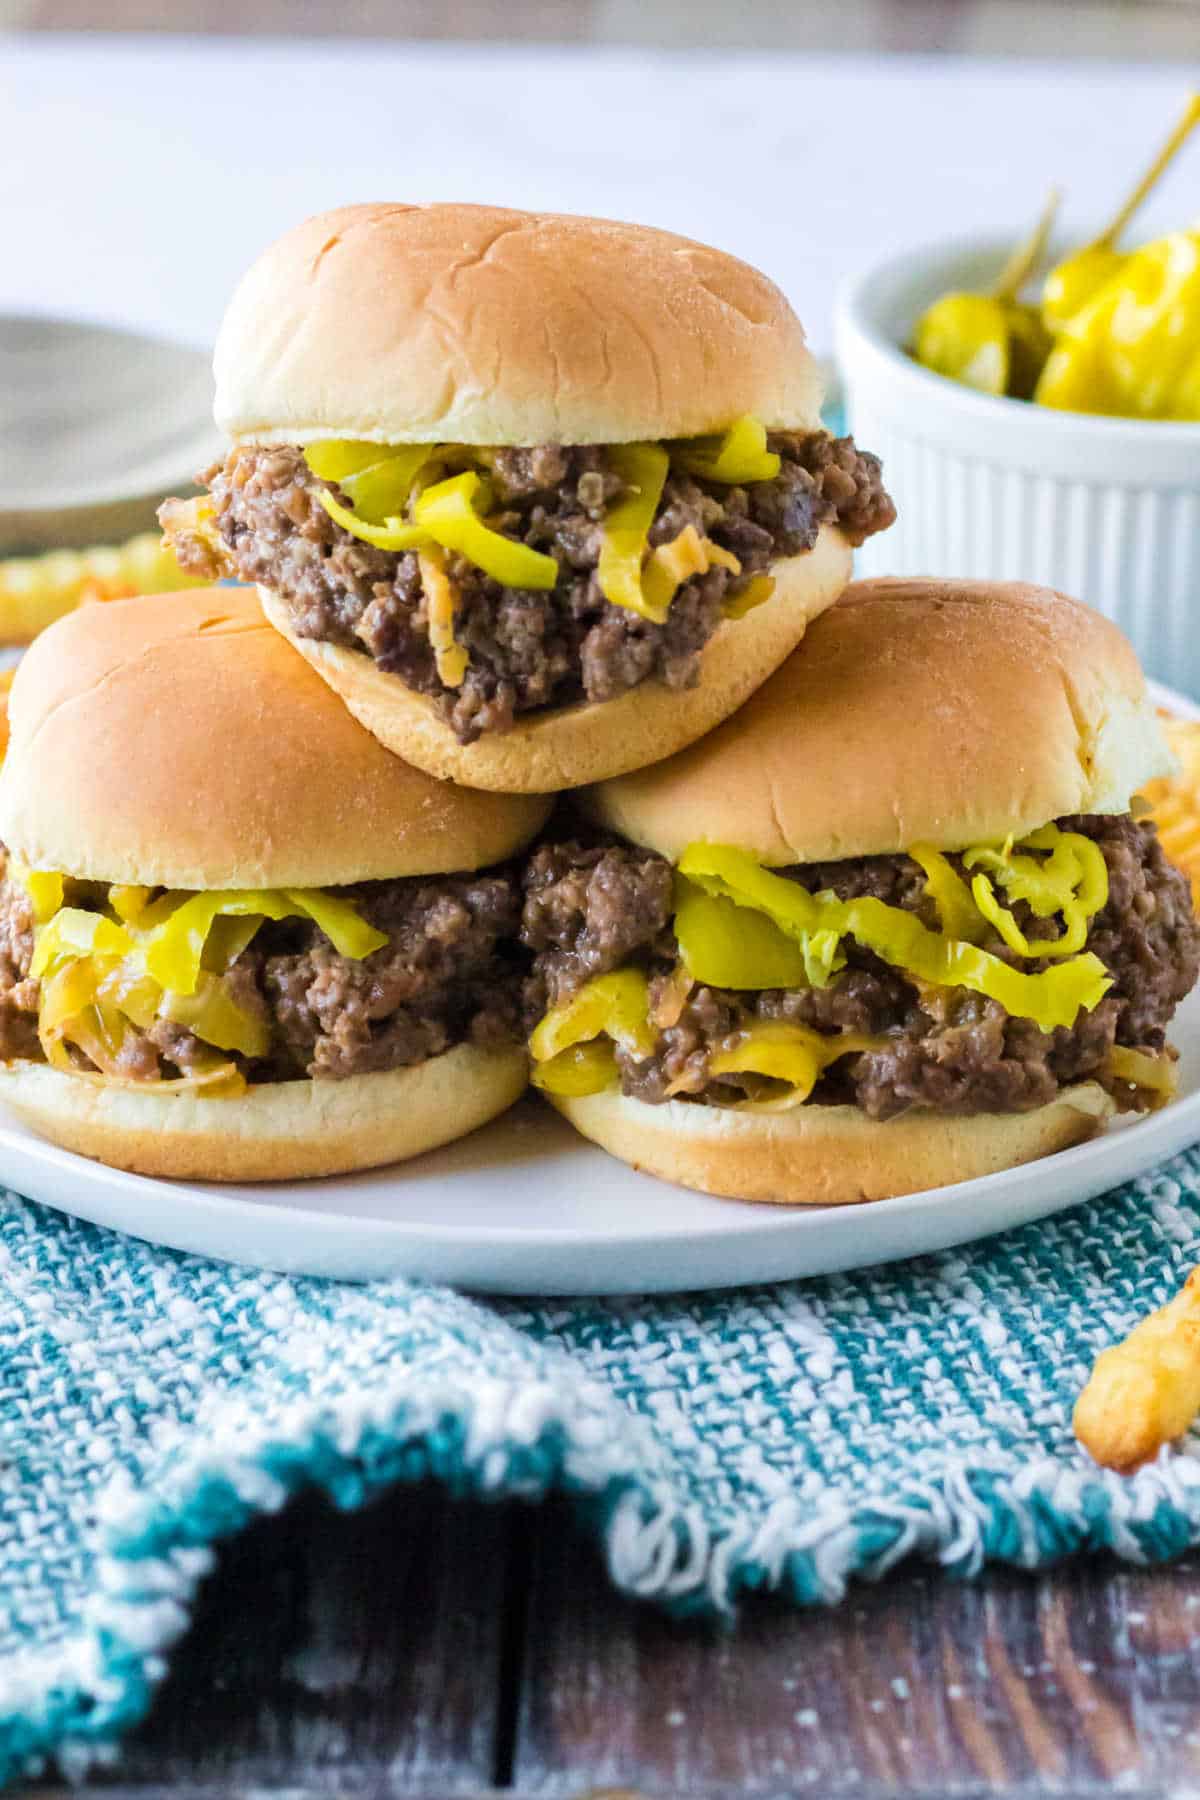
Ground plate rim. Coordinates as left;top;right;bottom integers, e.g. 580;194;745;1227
0;309;220;515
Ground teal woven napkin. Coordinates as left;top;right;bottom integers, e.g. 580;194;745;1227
5;1154;1200;1785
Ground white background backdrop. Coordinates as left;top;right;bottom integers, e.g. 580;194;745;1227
0;38;1192;357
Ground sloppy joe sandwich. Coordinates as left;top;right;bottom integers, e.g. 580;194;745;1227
520;578;1198;1204
0;588;548;1180
161;202;895;793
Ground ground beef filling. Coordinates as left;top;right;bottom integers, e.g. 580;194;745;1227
0;860;522;1084
170;432;894;743
519;818;1200;1119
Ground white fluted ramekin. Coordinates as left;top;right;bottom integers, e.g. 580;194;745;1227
834;238;1200;698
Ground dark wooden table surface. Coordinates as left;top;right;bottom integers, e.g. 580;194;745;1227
30;1479;1200;1800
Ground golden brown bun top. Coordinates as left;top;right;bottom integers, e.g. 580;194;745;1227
588;577;1173;863
213;202;823;448
0;588;550;887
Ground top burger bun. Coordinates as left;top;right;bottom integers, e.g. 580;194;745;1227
0;587;550;888
213;203;825;448
587;577;1174;864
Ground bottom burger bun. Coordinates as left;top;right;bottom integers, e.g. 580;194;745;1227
258;525;851;793
549;1083;1115;1207
0;1041;528;1184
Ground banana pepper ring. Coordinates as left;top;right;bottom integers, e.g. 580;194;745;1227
963;825;1109;960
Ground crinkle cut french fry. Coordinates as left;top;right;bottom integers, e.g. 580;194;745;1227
1140;720;1200;913
1074;1267;1200;1471
0;532;199;646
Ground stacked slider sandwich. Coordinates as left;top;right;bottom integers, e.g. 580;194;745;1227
162;203;894;794
520;581;1200;1202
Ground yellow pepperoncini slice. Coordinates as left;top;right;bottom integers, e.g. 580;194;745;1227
31;909;130;980
723;575;776;621
596;445;671;622
201;914;263;974
673;875;809;990
305;442;436;523
673;416;781;485
60;1005;136;1079
962;824;1108;959
10;864;65;926
144;889;387;996
418;547;469;689
304;441;397;483
315;487;432;552
37;954;139;1079
533;1039;621;1098
641;525;741;620
530;968;657;1065
21;877;387;1087
39;957;106;1040
159;974;272;1060
908;845;988;945
677;844;1112;1033
413;472;559;590
94;959;161;1032
707;1020;881;1112
109;885;154;925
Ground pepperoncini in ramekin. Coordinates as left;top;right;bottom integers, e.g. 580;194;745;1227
1036;229;1200;420
912;188;1060;399
911;92;1200;419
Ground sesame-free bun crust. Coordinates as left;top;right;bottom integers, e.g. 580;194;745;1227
214;203;824;449
589;578;1173;861
551;1082;1114;1206
259;529;851;793
0;587;549;885
0;1042;528;1182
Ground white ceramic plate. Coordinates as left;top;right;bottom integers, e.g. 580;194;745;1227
0;687;1195;1295
0;314;221;553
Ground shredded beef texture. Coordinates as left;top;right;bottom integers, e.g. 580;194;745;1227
0;852;522;1084
521;839;675;1016
173;432;894;743
518;818;1200;1119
